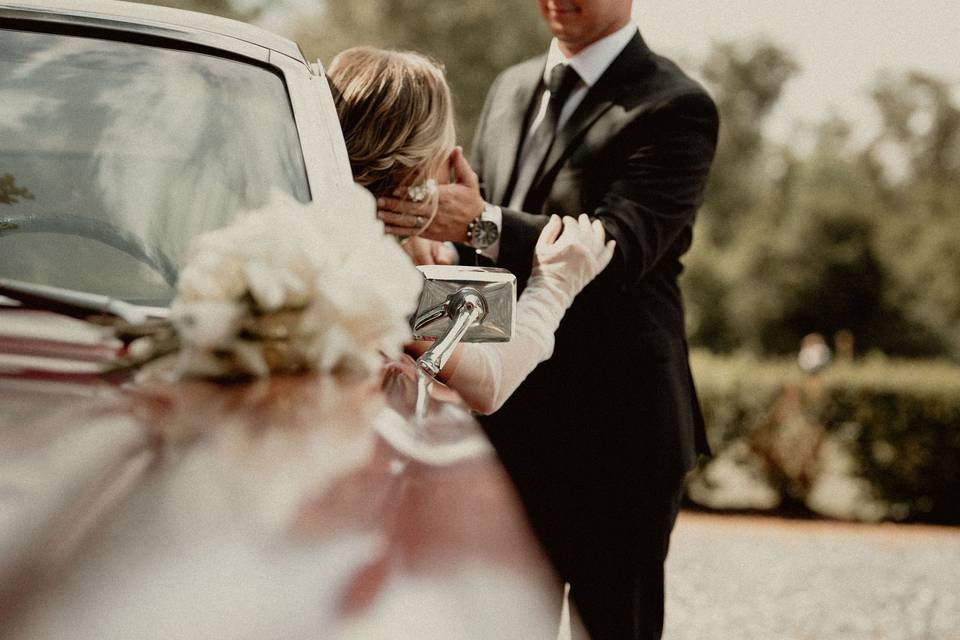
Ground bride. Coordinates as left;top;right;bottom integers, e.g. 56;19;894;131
327;47;614;414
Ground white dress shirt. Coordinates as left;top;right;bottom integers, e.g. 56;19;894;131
483;21;638;261
533;20;639;134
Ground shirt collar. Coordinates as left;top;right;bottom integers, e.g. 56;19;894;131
543;21;638;87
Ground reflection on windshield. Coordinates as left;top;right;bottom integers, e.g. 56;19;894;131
0;173;34;205
0;28;310;305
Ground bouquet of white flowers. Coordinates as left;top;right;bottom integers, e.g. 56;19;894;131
168;186;422;379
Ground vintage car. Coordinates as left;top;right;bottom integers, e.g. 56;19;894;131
0;1;561;637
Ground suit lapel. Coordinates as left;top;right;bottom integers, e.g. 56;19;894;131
531;33;652;198
489;57;545;206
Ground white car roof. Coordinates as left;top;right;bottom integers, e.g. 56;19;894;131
0;0;304;61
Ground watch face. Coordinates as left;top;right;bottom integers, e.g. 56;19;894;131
472;220;500;249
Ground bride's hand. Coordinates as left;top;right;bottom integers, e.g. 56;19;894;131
401;236;457;266
532;214;615;298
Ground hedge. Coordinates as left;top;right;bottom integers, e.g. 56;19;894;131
687;351;960;524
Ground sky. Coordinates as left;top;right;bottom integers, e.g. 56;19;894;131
634;1;960;146
260;1;959;149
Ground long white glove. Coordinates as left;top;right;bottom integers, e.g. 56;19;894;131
446;214;615;414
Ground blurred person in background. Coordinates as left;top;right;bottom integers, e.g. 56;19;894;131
376;1;719;638
327;47;614;417
798;332;833;375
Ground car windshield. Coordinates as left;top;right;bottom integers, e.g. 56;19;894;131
0;27;310;306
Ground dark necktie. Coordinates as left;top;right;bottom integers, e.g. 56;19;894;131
508;63;581;211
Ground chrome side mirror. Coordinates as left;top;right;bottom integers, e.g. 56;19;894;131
412;266;516;376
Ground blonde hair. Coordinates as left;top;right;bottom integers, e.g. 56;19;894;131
327;47;456;200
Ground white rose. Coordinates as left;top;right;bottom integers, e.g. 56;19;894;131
170;186;423;379
171;300;243;349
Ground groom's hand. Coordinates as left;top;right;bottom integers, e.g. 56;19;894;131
377;147;484;243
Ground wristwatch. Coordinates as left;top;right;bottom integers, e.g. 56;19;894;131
466;202;501;250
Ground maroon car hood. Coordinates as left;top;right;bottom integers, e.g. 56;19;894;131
0;309;560;639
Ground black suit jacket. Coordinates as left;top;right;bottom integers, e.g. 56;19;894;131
471;32;718;575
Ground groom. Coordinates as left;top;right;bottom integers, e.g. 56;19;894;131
378;1;717;637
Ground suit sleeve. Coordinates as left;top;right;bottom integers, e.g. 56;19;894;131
498;91;719;288
455;73;506;267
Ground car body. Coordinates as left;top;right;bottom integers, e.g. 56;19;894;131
0;2;559;637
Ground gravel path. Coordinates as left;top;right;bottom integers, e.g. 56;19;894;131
664;512;960;640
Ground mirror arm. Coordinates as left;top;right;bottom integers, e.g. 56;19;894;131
417;288;487;377
412;301;449;332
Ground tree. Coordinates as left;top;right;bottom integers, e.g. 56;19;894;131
697;40;799;247
684;43;955;359
294;0;548;151
867;72;960;359
683;40;800;350
725;117;919;355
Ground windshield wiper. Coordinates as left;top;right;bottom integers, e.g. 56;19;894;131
0;278;168;324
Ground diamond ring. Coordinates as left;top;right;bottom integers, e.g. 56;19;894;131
414;215;425;228
407;178;438;203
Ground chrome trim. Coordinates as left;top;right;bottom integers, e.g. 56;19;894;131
0;278;169;324
413;266;516;343
0;6;269;63
413;302;450;333
417;288;488;377
272;53;354;194
0;0;302;61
